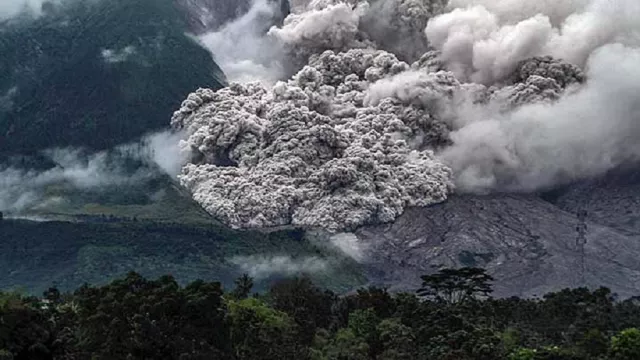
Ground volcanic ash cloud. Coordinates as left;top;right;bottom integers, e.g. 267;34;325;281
171;0;640;231
171;49;455;231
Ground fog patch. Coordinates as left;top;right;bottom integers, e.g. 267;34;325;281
229;255;328;279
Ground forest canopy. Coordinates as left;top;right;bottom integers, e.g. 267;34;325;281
2;268;640;359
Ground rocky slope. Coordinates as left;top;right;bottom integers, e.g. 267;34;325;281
354;174;640;298
554;168;640;237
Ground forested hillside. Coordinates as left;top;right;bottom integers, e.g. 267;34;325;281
0;0;224;154
0;218;365;294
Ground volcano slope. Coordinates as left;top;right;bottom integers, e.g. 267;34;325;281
355;189;640;298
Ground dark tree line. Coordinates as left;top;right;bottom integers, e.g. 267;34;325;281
2;268;640;359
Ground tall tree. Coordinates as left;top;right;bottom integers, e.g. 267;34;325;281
417;267;494;304
231;274;254;300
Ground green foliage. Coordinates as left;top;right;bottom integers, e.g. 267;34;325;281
578;328;609;358
348;308;380;357
377;318;416;360
227;298;305;360
1;271;640;359
513;346;585;360
501;328;524;355
610;328;640;360
0;219;366;295
73;272;229;359
317;328;369;360
0;349;13;360
268;277;336;345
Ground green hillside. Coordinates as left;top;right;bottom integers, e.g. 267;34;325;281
0;0;366;298
0;218;366;295
0;0;225;154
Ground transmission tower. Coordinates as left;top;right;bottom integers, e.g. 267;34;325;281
576;209;588;286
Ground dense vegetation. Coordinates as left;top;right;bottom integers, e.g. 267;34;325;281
0;218;366;295
2;268;640;359
0;0;224;154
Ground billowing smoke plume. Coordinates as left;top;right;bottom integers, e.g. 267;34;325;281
199;0;287;83
426;0;639;84
442;45;640;192
268;1;373;65
428;0;640;191
172;51;453;231
173;0;640;231
360;0;448;61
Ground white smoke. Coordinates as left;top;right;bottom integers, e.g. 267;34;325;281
0;150;146;213
198;0;286;84
142;131;190;177
426;0;640;84
198;0;447;85
229;255;328;279
101;46;137;64
268;1;372;65
360;0;448;61
171;0;640;231
0;0;48;20
442;44;640;192
0;130;188;214
172;50;452;232
426;0;640;192
446;0;591;27
330;232;366;261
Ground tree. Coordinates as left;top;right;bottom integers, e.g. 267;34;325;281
349;308;381;358
0;291;53;360
508;347;585;360
268;277;335;345
417;267;494;304
227;298;305;360
610;328;640;360
0;349;12;360
316;329;369;360
346;287;396;319
377;318;416;360
577;328;609;358
72;273;230;359
230;274;254;300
